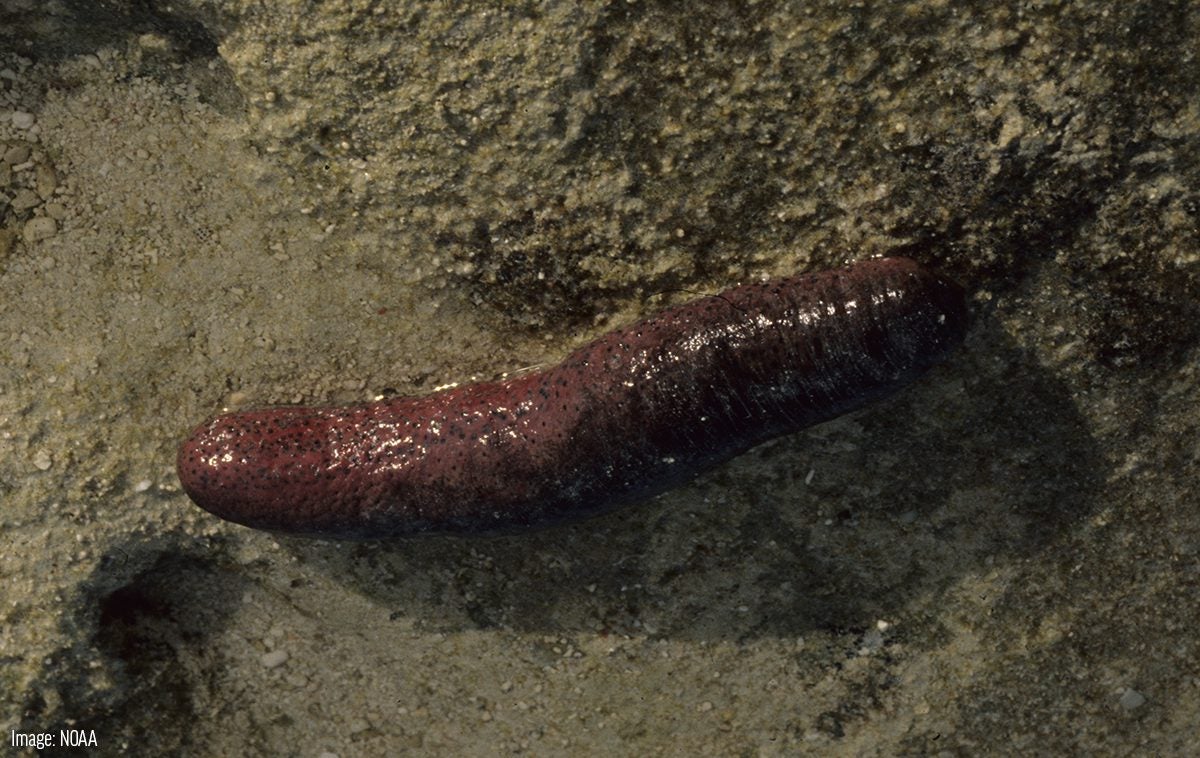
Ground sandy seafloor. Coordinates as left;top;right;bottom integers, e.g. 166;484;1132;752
2;1;1199;756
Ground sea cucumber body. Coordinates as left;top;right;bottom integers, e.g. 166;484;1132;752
177;257;967;538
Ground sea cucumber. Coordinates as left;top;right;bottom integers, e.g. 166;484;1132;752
177;257;967;538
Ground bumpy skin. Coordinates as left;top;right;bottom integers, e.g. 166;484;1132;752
177;257;967;538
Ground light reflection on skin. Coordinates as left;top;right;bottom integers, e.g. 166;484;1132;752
204;285;912;483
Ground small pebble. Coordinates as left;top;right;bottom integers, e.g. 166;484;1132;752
11;188;40;212
23;216;57;243
32;449;53;470
11;111;35;129
1119;688;1145;710
4;144;31;164
36;164;58;198
260;649;289;669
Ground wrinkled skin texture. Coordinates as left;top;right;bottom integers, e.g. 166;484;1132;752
177;257;967;538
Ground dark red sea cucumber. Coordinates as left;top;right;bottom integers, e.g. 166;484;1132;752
177;257;967;538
